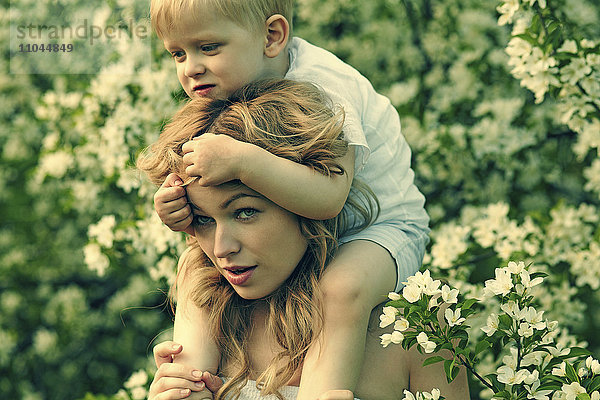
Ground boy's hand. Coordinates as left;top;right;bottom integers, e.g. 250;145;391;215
154;173;194;236
150;341;223;400
182;133;251;187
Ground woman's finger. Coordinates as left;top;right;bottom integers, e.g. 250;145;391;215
150;387;192;400
202;371;223;392
153;341;183;368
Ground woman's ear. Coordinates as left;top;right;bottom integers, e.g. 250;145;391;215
264;14;290;58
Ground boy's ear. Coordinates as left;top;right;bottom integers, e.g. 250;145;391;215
264;14;289;58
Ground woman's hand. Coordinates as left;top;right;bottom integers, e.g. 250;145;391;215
148;341;223;400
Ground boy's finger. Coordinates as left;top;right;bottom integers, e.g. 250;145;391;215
161;173;184;188
181;140;198;154
154;341;183;367
171;207;193;223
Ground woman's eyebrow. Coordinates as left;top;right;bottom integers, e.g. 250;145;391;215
220;193;263;209
188;193;264;214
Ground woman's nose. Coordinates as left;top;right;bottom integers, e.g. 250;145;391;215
213;224;240;259
184;54;206;78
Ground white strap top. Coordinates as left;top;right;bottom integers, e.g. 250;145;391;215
224;379;361;400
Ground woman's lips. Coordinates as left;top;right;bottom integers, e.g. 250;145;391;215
222;266;257;285
193;84;215;96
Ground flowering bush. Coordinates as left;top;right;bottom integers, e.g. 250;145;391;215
1;0;598;399
380;263;599;400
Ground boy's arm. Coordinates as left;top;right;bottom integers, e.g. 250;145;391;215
182;134;355;220
240;143;355;220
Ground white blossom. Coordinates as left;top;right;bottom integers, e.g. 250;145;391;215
562;382;586;400
380;331;404;348
388;292;402;301
124;369;148;389
88;215;117;248
497;364;528;385
484;268;514;296
507;261;526;274
441;285;459;304
423;389;441;400
379;306;397;328
518;322;534;337
444;308;466;327
403;283;422;303
586;357;600;374
552;362;566;377
481;313;499;336
394;318;410;332
558;40;578;54
416;332;436;354
520;270;544;289
84;243;110;277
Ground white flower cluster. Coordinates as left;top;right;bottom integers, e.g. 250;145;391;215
118;369;148;400
402;388;441;400
380;271;463;354
498;0;600;200
427;203;540;271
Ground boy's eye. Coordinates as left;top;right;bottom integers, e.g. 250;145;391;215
236;208;258;220
193;215;214;226
200;44;220;54
170;50;185;61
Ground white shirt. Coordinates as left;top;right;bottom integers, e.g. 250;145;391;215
285;37;430;288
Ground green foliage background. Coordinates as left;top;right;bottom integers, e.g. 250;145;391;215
1;0;598;399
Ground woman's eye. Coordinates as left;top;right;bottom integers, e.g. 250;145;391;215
236;208;257;220
194;215;213;226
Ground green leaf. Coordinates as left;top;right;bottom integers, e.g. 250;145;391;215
576;394;591;400
498;314;513;330
588;376;600;393
566;347;592;358
423;355;446;367
565;361;580;383
444;359;453;382
492;390;512;400
530;14;541;34
461;298;478;310
539;383;562;391
514;33;538;46
530;272;548;279
475;340;492;356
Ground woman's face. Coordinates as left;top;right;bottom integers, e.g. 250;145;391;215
186;181;308;299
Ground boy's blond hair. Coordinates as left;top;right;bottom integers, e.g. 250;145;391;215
151;0;294;38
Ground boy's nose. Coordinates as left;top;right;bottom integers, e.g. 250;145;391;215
184;55;206;77
213;225;240;259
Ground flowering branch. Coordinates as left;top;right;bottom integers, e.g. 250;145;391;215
380;263;599;400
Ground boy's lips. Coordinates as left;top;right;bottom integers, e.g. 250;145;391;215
192;84;215;96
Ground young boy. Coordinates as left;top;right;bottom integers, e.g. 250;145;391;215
150;1;430;399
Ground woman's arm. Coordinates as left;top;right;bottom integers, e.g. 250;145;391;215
172;252;221;375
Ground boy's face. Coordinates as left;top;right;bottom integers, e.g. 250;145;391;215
162;11;271;100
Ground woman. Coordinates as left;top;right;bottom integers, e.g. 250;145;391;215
139;79;469;400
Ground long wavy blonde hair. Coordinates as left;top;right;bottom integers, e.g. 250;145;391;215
138;79;378;399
